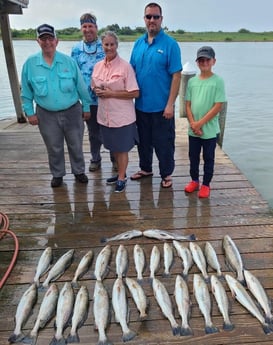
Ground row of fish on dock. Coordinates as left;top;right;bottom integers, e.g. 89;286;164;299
8;230;273;344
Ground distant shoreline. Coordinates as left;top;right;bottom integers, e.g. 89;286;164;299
4;30;273;42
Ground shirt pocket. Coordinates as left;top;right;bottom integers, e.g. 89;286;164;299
31;76;48;96
58;73;74;93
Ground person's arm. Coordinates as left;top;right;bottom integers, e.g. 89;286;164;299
163;71;181;119
74;61;91;120
94;87;139;100
186;100;202;136
191;102;223;133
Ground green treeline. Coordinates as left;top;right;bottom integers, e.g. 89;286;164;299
7;25;273;42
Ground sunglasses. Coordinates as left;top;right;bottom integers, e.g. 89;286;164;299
145;14;161;20
39;36;55;41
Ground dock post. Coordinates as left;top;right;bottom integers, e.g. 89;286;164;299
0;14;26;123
179;62;196;118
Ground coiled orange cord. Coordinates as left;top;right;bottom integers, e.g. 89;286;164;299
0;212;19;289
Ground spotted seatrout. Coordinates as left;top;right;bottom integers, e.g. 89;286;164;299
173;240;193;277
8;283;37;343
223;235;245;284
152;278;181;336
193;274;219;334
125;277;148;320
133;244;146;282
67;285;89;343
50;282;74;345
211;275;234;331
33;247;53;287
42;249;74;288
112;278;137;342
71;250;93;288
94;245;112;281
225;274;273;334
174;275;193;336
93;281;112;345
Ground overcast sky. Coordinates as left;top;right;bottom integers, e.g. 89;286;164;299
9;0;273;32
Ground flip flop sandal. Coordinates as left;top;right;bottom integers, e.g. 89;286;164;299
161;178;172;188
130;171;153;180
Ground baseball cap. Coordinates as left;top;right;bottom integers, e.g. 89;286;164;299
196;46;215;60
37;24;56;38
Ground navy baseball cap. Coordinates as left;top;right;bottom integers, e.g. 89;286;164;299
37;24;56;38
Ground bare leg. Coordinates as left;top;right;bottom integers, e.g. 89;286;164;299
115;152;128;180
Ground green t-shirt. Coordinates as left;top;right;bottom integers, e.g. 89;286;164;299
185;73;226;139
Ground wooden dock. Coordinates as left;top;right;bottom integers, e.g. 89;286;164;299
1;118;273;345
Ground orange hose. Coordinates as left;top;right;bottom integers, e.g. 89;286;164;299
0;212;19;289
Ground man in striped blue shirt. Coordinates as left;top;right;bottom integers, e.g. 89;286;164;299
21;24;91;188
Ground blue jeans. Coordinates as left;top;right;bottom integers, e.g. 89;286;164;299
188;135;217;186
136;109;175;179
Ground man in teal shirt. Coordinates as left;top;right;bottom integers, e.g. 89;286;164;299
21;24;91;187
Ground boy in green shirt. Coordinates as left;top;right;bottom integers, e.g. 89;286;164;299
184;46;226;198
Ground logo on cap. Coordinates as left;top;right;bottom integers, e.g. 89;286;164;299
37;24;56;38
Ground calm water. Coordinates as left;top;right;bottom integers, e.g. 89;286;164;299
1;40;273;208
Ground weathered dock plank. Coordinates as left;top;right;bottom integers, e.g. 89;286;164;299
0;118;273;345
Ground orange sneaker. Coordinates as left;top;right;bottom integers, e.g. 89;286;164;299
184;181;199;193
198;185;210;198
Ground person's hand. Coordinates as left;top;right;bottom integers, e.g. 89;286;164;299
163;104;174;119
94;86;110;98
193;128;203;136
28;114;39;126
190;121;202;136
83;112;91;121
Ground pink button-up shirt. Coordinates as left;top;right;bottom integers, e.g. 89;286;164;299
92;55;139;127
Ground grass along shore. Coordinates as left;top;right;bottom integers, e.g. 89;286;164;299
8;31;273;42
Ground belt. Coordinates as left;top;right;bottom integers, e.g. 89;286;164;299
37;101;79;113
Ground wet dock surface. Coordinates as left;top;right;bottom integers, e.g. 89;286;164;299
1;118;273;344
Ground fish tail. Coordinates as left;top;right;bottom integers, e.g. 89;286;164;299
172;325;181;336
262;323;273;335
122;329;137;342
162;272;170;278
223;321;235;331
71;280;79;289
189;234;196;241
97;339;113;345
8;332;25;343
180;326;193;336
217;273;225;281
265;315;273;325
49;336;66;345
100;237;107;243
139;312;148;321
182;272;189;280
205;325;219;334
137;277;143;285
66;332;80;343
148;277;154;285
21;335;38;345
204;275;210;284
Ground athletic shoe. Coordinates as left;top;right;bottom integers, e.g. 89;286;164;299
198;185;210;198
107;175;118;185
115;179;127;193
107;175;127;185
184;181;199;193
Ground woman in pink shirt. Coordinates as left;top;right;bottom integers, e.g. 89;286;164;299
92;31;139;193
